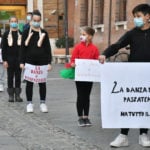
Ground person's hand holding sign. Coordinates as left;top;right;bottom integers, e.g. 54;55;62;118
99;55;106;64
47;64;52;71
20;64;25;70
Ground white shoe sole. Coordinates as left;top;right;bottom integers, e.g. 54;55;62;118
27;110;34;113
110;143;129;147
85;124;92;127
40;109;48;113
78;124;86;127
139;142;150;147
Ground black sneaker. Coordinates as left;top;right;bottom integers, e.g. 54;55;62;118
84;118;92;126
78;118;86;127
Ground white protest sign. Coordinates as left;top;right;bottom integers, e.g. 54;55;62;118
24;63;48;83
75;59;101;82
101;63;150;128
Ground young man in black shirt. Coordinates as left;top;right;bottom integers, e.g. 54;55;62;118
2;16;23;102
100;4;150;148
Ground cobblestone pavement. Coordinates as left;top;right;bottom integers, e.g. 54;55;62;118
0;96;101;150
0;64;149;150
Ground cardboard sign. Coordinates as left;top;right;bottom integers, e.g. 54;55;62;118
24;63;48;83
75;59;101;82
101;63;150;128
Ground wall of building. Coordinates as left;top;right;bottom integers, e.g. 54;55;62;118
68;0;75;37
42;0;64;39
26;0;150;53
0;0;26;5
73;0;150;53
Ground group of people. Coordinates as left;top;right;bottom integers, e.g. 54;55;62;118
71;3;150;148
1;10;52;113
0;3;150;148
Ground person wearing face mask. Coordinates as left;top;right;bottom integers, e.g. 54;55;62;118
1;16;23;102
22;12;33;83
23;12;33;31
70;27;100;127
99;4;150;148
20;10;52;113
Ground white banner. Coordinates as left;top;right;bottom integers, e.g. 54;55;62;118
24;63;48;83
101;63;150;128
75;59;101;82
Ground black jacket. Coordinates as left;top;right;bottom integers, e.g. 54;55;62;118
20;28;52;65
103;27;150;62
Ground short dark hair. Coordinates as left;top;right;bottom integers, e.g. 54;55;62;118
9;16;18;22
132;4;150;15
27;12;33;16
83;27;95;36
32;9;41;17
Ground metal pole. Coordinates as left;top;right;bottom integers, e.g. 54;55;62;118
108;0;112;46
64;0;69;62
91;0;93;27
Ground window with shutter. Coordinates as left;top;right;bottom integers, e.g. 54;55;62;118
93;0;104;25
79;0;104;32
80;0;88;26
116;0;127;22
115;0;127;30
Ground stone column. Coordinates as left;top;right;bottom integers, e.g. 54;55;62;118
27;0;33;12
37;0;44;28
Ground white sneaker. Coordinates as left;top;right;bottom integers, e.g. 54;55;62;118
40;103;48;113
0;84;4;92
139;133;150;147
110;134;129;147
26;103;34;113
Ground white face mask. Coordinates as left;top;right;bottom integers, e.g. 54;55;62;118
80;35;87;42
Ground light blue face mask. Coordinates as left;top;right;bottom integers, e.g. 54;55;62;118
32;21;40;28
10;22;18;28
27;15;31;21
134;17;144;28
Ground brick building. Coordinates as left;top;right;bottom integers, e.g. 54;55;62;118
73;0;150;52
29;0;150;52
1;0;150;53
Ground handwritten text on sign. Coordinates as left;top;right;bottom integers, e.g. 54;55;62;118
101;63;150;128
75;59;101;82
24;63;48;83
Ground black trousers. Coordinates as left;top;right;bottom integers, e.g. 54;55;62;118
121;128;148;135
75;81;93;117
7;64;21;88
26;81;46;102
